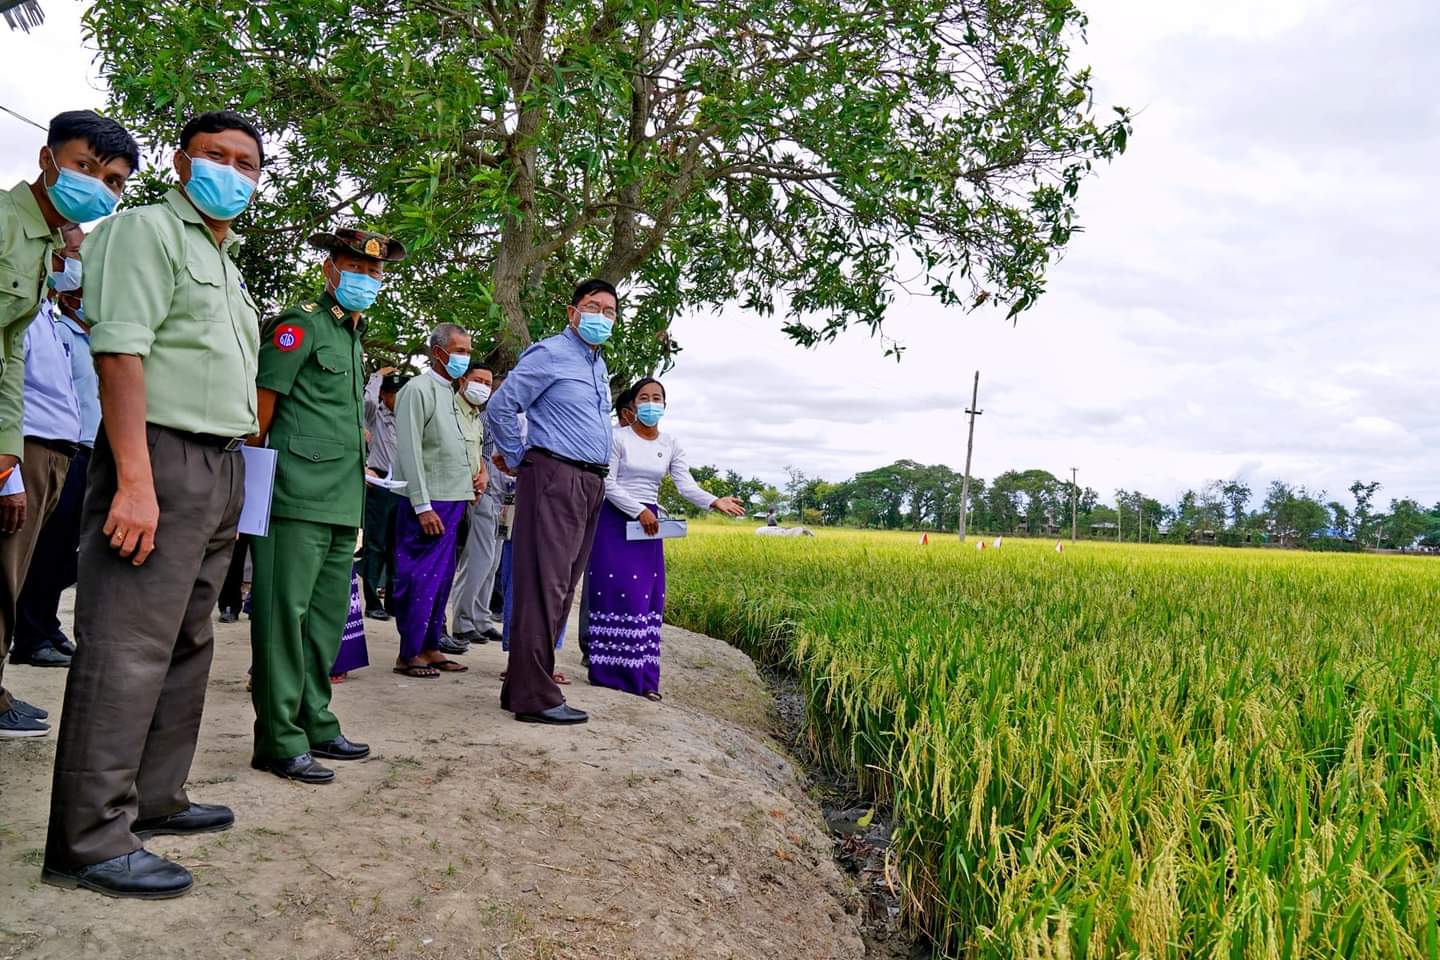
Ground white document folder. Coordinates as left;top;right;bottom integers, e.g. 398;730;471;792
238;446;278;537
625;518;688;541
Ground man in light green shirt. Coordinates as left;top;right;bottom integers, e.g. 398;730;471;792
0;109;138;739
390;322;486;675
45;110;263;903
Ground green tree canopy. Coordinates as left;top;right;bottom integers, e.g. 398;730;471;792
87;0;1129;381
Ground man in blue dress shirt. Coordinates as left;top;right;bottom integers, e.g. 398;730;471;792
486;278;617;725
1;228;87;689
14;226;98;668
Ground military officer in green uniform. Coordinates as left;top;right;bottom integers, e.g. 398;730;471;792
249;227;406;784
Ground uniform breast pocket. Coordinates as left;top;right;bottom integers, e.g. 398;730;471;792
182;256;227;321
312;346;353;400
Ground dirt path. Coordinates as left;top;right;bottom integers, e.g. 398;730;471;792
0;597;866;960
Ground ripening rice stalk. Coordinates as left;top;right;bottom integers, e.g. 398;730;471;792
665;527;1440;958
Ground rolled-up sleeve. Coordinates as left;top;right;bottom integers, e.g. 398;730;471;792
485;342;550;471
84;212;176;358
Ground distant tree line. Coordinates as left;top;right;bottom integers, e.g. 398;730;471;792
659;461;1440;551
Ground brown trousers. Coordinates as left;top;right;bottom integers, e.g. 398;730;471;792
500;451;604;715
0;438;73;712
45;426;243;869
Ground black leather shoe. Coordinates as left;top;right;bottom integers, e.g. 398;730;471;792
438;633;469;655
480;626;503;644
56;635;76;657
132;803;234;840
515;703;589;725
10;645;71;667
453;630;489;646
310;734;370;761
365;608;391;621
42;849;193;899
218;609;239;624
251;753;335;784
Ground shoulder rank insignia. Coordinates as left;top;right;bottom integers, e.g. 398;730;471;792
274;324;304;352
331;305;345;319
302;302;317;312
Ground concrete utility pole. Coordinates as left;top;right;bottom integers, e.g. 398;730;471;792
957;371;982;541
1070;467;1078;542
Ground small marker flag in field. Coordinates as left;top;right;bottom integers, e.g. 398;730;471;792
977;541;986;551
993;536;1003;549
920;533;929;545
1056;540;1064;553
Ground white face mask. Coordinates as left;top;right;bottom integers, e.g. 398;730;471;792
49;256;83;292
464;382;491;407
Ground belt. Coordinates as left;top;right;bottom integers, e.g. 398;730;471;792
530;447;608;478
157;426;247;452
27;436;79;458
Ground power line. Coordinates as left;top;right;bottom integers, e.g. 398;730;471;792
0;102;46;131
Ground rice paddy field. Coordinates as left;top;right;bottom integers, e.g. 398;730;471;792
664;527;1440;959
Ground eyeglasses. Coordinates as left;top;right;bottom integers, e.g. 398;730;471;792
576;301;618;321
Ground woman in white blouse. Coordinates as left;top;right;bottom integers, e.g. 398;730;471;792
583;378;744;699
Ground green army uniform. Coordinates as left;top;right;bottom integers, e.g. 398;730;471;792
249;229;406;763
0;180;58;714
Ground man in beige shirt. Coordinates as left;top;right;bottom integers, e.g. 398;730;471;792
44;110;263;901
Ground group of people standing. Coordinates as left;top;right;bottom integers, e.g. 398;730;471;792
0;106;743;902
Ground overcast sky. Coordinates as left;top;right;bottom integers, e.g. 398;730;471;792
2;1;1436;508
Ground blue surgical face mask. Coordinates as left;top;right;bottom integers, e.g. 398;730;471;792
47;257;83;292
635;401;665;427
441;349;470;380
183;154;257;221
74;304;86;325
333;269;381;312
576;311;613;346
45;150;119;223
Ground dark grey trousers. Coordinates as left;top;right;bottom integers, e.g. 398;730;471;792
499;451;603;715
45;425;243;869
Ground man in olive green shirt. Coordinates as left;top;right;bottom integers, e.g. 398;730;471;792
391;323;486;676
45;111;263;902
249;227;405;785
0;110;137;737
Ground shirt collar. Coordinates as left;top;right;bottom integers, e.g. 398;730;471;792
57;311;89;339
164;187;242;252
563;325;600;360
425;366;451;386
7;181;56;242
318;290;367;334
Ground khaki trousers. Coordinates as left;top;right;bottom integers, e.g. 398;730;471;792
45;426;243;869
0;438;72;712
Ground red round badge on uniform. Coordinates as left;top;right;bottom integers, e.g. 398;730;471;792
274;324;304;352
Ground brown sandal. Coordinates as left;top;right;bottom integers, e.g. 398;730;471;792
552;672;571;685
432;659;469;673
394;663;440;678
